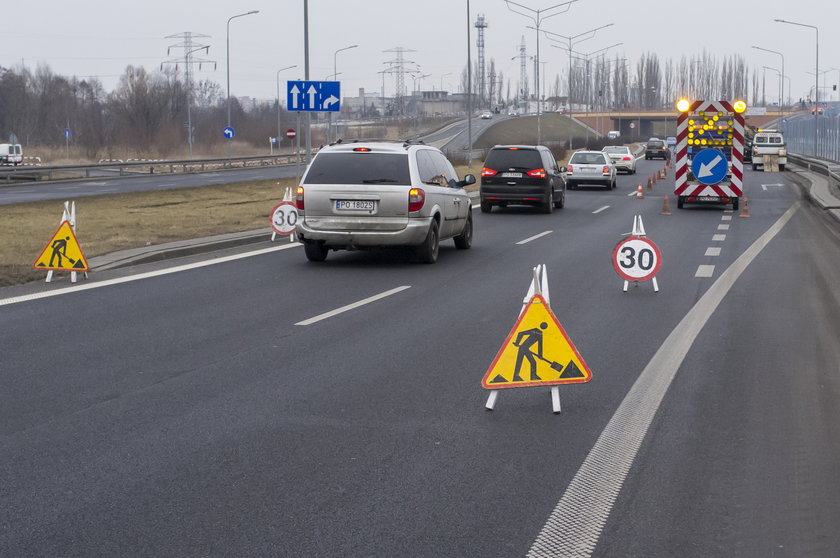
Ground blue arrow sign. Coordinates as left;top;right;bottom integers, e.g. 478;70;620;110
287;81;341;112
691;148;728;185
64;128;71;138
223;126;235;139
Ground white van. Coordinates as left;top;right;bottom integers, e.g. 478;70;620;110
607;131;620;140
0;143;23;165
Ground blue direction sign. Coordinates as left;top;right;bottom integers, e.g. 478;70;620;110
64;128;71;138
223;126;235;139
287;80;341;112
691;148;728;185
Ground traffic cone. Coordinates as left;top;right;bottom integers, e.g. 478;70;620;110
661;195;671;215
636;183;645;199
739;197;750;218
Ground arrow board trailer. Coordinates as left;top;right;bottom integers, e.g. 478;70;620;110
674;99;746;210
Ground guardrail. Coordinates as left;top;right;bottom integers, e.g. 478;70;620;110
0;153;308;185
788;152;840;185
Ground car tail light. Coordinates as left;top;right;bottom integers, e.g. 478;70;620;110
527;168;547;178
296;186;305;210
353;147;371;152
602;166;610;174
779;148;787;156
408;188;425;212
566;165;573;173
481;167;497;177
623;156;632;161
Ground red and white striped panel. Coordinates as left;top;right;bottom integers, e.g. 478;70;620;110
674;100;744;197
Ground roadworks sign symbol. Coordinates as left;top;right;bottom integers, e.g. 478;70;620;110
33;221;89;272
481;294;592;389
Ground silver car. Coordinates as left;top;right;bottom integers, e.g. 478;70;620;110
295;140;475;263
602;146;636;174
566;150;617;190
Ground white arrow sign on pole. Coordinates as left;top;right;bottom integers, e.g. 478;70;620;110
697;154;723;179
307;85;317;110
290;85;300;109
323;95;339;109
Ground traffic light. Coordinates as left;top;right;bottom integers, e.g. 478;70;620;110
834;84;837;91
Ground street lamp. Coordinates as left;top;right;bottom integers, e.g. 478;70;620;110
753;46;785;110
329;44;358;142
540;22;613;149
505;0;580;144
226;9;259;156
276;65;297;152
775;19;818;154
440;72;453;91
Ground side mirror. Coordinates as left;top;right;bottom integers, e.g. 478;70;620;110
559;166;567;173
459;174;476;187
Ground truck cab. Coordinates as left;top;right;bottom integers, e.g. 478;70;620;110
751;129;786;171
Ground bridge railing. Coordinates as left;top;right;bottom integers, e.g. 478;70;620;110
784;115;840;163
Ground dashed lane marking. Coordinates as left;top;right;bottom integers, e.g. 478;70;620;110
695;264;715;277
712;234;726;241
516;231;554;245
704;247;722;257
526;203;800;558
295;286;411;326
721;215;732;221
592;206;610;214
717;224;730;231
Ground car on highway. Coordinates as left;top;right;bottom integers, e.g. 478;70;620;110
602;145;636;174
566;150;617;190
665;136;677;148
645;138;669;160
480;145;566;213
480;111;493;119
295;140;475;263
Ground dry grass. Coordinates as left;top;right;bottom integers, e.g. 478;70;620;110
2;163;478;287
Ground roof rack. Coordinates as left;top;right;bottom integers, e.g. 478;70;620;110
330;138;426;148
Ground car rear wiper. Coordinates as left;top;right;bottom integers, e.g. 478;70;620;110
361;178;399;183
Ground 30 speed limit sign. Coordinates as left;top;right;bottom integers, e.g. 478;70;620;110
612;236;662;282
270;202;298;235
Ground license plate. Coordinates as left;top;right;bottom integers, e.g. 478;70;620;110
500;172;522;178
580;167;595;174
336;200;376;211
696;196;720;202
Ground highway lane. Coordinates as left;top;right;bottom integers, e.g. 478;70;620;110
2;160;839;556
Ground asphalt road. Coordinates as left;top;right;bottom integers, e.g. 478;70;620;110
2;159;839;557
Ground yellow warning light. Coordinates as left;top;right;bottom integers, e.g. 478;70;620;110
688;132;694;138
699;111;705;116
733;100;747;113
688;139;694;145
727;140;733;145
713;115;719;121
717;112;723;117
688;119;695;125
727;120;733;126
701;139;707;145
688;126;695;132
676;98;691;112
727;133;733;139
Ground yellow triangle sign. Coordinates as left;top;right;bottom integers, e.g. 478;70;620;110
481;294;592;389
33;221;90;272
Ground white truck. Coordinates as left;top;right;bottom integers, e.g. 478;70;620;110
0;143;23;165
751;129;786;171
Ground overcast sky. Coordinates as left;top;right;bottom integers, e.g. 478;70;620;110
3;0;838;106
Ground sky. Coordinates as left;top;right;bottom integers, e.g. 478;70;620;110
2;0;839;106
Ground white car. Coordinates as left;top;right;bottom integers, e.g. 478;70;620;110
566;150;617;190
295;140;475;263
480;111;493;119
602;146;636;174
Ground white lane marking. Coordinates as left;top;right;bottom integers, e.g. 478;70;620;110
295;285;411;326
723;209;733;213
717;224;730;231
516;230;553;245
762;184;767;191
704;247;721;257
626;191;639;197
0;243;301;308
527;202;800;558
695;264;716;277
592;206;610;214
712;234;726;241
471;203;481;209
721;215;732;221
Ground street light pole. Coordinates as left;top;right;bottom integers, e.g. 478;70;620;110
276;65;297;152
330;44;358;143
505;0;579;145
541;22;613;149
226;9;259;157
753;46;784;112
775;19;818;154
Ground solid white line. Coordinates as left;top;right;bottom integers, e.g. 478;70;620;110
0;243;301;308
516;230;553;245
295;285;411;326
695;264;716;277
592;206;610;214
704;247;722;257
712;234;726;241
526;203;800;558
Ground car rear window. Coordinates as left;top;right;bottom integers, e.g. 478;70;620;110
603;147;627;154
484;148;543;170
648;141;664;148
569;152;606;164
755;135;783;145
303;152;411;185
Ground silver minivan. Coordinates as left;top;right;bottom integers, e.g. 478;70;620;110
295;140;475;263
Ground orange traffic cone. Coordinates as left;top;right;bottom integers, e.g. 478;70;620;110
661;195;671;215
636;183;645;199
739;197;750;217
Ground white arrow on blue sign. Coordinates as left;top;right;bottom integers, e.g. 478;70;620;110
691;148;728;185
223;126;235;139
287;81;341;112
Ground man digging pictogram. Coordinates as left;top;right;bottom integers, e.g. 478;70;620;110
512;322;548;382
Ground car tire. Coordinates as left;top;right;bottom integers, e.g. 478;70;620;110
480;199;492;213
416;220;440;264
542;191;554;214
303;240;328;262
677;196;685;209
554;189;564;208
454;212;472;249
567;181;576;190
752;164;758;171
779;164;785;171
732;198;739;211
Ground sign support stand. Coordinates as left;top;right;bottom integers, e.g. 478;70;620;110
616;215;661;293
46;201;86;284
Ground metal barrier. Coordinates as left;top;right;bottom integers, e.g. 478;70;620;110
784;115;840;162
0;153;309;185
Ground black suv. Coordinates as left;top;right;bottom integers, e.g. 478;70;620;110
645;139;669;160
480;145;566;213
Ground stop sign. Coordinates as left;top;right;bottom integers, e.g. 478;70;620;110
286;129;297;140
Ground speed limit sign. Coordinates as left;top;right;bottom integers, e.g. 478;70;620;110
612;236;662;283
270;202;298;235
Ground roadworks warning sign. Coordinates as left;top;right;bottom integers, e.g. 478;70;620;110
481;294;592;389
33;221;89;272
